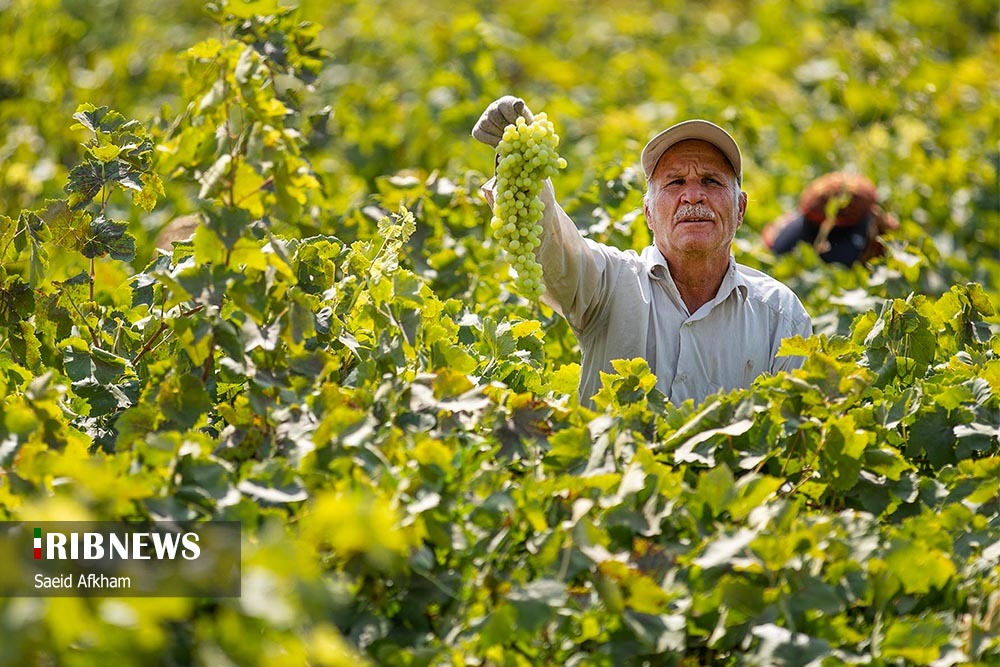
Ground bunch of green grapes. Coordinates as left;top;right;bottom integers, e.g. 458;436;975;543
490;113;567;299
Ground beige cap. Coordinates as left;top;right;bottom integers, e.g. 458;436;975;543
641;119;742;184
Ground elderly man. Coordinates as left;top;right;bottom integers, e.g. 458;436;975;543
473;96;812;407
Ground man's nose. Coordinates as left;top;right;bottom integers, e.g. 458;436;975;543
680;182;706;203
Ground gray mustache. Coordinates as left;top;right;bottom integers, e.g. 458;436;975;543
674;204;716;222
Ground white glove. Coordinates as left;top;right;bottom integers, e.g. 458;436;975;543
471;96;534;147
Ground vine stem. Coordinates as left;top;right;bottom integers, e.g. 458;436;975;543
557;537;572;581
90;180;113;303
132;304;205;365
779;430;806;477
63;286;100;345
234;175;274;207
132;321;169;365
0;220;26;261
783;466;817;497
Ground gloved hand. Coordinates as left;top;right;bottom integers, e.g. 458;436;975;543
471;96;534;148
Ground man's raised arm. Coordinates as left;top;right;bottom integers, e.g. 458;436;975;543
472;96;617;332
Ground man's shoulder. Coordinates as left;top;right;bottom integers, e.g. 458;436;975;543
734;263;810;317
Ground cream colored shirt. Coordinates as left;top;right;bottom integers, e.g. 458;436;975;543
490;179;813;406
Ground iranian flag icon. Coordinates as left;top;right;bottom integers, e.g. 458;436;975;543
33;528;41;560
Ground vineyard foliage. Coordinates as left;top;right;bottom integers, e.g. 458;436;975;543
0;0;998;665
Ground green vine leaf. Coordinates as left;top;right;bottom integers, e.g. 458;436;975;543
42;199;91;251
81;216;136;261
133;172;165;213
71;104;127;135
0;276;34;326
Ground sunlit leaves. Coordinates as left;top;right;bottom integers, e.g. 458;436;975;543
299;490;413;570
0;1;997;665
66;104;157;210
883;539;957;595
369;208;417;282
197;154;233;201
4;168;999;667
202;205;252;250
168;1;326;225
880;616;953;665
40;200;90;255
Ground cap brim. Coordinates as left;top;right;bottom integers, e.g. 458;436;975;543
641;119;742;184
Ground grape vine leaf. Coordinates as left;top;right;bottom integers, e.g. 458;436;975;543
71;105;127;134
81;216;136;261
0;277;34;326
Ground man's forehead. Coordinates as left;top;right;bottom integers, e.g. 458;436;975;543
654;139;737;178
659;139;731;166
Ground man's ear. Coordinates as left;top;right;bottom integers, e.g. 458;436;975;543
736;191;748;228
644;199;653;230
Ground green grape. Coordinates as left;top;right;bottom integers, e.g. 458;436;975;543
490;112;567;299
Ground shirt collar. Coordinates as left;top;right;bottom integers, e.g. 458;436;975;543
723;256;750;302
642;244;750;298
643;246;749;302
643;245;671;280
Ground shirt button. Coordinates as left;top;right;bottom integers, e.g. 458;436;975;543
677;373;688;383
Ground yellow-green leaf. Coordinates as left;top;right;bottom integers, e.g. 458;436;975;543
90;144;121;162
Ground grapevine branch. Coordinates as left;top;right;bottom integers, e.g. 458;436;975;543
62;286;100;346
132;304;206;365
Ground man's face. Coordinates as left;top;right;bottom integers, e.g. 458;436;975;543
644;139;747;261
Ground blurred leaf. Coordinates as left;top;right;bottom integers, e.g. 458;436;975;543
820;415;868;491
884;540;956;594
880;616;951;665
157;373;213;431
748;624;834;666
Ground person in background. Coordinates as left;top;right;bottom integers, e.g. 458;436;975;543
762;172;899;266
473;96;812;408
